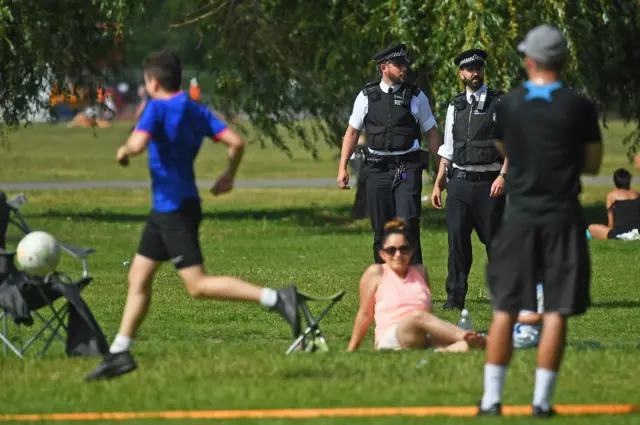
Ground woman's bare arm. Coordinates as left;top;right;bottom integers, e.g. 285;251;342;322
347;265;383;352
606;191;616;228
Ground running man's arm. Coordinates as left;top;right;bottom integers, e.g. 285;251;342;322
216;127;246;177
347;265;382;352
206;109;245;178
116;102;157;163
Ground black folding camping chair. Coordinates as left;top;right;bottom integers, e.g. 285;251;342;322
285;288;346;355
0;192;108;359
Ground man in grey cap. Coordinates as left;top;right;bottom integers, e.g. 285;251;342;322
478;25;602;417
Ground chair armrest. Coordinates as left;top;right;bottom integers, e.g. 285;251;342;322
59;243;96;259
0;248;16;257
6;193;27;210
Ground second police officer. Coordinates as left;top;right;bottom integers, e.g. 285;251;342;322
431;48;508;310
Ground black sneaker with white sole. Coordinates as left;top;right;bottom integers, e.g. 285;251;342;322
85;351;138;381
532;405;557;417
476;402;502;416
270;284;301;338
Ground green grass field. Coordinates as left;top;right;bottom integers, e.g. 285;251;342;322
0;119;637;183
0;125;639;424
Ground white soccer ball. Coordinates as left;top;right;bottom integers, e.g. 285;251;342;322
513;323;541;349
16;231;61;277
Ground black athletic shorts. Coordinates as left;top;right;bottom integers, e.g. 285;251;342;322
607;227;638;239
137;198;203;269
486;218;591;316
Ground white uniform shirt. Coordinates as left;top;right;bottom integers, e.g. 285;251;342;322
348;80;437;156
437;84;502;171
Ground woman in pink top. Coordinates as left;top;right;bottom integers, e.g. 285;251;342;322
347;218;486;352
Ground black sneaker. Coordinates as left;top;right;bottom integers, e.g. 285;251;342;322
532;405;557;417
270;284;301;338
442;298;463;310
477;402;502;416
85;351;137;381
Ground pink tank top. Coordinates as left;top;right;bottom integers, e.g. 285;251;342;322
374;265;431;346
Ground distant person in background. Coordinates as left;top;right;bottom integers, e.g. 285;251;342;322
189;77;201;102
135;85;149;121
351;133;369;219
70;85;116;128
587;168;640;240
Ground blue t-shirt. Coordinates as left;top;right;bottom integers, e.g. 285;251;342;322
135;92;228;212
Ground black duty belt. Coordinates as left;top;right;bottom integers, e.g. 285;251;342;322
360;148;421;166
451;168;499;182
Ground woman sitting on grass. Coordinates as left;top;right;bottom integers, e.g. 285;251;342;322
347;218;486;353
587;168;640;240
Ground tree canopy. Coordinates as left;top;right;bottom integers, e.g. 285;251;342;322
3;0;640;158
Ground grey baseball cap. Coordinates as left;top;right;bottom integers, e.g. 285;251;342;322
517;24;569;64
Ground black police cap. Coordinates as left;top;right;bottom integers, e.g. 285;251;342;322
372;44;411;64
454;48;488;68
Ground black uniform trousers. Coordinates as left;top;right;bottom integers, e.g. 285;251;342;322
445;169;505;304
366;156;423;265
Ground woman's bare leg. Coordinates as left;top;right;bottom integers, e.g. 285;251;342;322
588;224;611;240
396;310;479;349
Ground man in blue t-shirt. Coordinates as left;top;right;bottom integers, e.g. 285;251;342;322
86;51;300;381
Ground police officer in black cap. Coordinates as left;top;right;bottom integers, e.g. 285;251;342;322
337;44;441;264
431;48;507;310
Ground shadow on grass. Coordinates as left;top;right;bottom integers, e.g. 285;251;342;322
24;203;450;234
20;199;608;236
591;300;640;309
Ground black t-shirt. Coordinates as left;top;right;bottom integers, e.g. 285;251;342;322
495;82;602;223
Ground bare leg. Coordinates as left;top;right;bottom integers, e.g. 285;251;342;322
117;254;160;338
480;311;518;410
587;224;611;240
437;333;487;352
396;310;479;349
531;313;567;410
485;311;517;365
537;313;567;370
178;265;262;301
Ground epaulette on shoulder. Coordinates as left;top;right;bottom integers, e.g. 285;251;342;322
408;83;421;96
362;81;381;101
362;81;379;94
452;91;467;109
487;87;503;97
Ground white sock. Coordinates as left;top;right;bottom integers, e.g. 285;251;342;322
109;334;133;354
260;288;278;308
533;368;558;410
481;364;507;410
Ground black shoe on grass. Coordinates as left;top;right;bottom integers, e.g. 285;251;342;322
85;351;137;381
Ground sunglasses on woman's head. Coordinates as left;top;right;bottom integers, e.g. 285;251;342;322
382;245;411;256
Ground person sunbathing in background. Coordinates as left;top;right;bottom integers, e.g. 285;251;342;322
587;168;640;240
347;218;486;353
